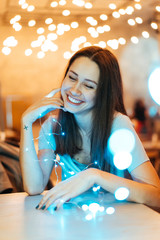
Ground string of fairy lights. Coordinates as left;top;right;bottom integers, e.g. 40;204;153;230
1;0;160;59
29;110;134;218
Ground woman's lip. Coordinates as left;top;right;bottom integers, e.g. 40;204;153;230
66;94;84;105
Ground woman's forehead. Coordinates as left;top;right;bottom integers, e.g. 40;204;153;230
68;56;100;82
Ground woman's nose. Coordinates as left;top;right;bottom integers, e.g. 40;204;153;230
70;83;81;96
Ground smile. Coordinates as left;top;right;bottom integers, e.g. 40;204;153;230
67;95;84;105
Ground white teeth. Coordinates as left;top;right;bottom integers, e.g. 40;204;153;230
68;95;82;104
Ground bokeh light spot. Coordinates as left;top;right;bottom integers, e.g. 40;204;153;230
148;67;160;105
108;129;135;154
113;151;132;170
114;187;129;200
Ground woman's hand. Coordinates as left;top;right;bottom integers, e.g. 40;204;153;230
37;168;98;210
22;88;66;125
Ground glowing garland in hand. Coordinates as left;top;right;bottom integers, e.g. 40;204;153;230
25;110;132;219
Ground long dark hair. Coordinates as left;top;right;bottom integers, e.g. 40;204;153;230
55;46;127;171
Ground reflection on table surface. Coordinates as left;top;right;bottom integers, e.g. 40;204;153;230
0;191;160;240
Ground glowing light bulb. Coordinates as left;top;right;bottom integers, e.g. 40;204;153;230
83;42;91;47
98;41;106;48
128;19;135;26
38;35;45;42
37;27;45;34
107;39;119;50
2;47;11;55
85;214;93;221
25;49;32;56
28;20;36;27
27;5;35;12
37;51;45;59
21;3;28;9
72;0;85;7
97;26;104;33
100;14;108;21
64;25;70;31
135;17;143;24
99;206;105;212
14;15;21;21
3;36;18;47
92;187;98;192
148;67;160;105
59;0;66;6
156;6;160;12
131;36;139;44
109;3;116;10
50;1;58;7
62;10;70;16
106;207;115;214
63;51;72;59
151;22;158;30
85;2;92;9
82;204;88;211
71;22;79;28
45;18;53;24
48;24;56;31
119;9;125;15
88;203;100;213
112;11;120;18
47;33;57;40
113;151;132;170
108;129;135;154
103;25;110;32
114;187;129;200
90;31;99;38
135;3;142;10
118;37;126;45
13;23;22;31
142;31;149;38
126;6;134;14
19;0;25;5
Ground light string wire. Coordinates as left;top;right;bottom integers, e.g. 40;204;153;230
31;112;108;214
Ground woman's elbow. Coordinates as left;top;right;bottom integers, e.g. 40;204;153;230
24;184;44;196
144;186;160;209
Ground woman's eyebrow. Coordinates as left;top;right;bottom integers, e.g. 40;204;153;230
69;70;98;85
69;70;78;76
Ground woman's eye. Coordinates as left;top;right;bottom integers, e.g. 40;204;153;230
69;76;76;81
85;85;94;89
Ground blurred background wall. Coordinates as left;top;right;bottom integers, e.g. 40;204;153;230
0;0;160;134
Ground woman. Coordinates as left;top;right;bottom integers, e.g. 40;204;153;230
20;46;160;211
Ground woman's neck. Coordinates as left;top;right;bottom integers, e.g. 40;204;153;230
74;113;92;135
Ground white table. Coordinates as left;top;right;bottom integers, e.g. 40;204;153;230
0;192;160;240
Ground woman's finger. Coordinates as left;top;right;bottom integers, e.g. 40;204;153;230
45;88;61;98
55;195;71;210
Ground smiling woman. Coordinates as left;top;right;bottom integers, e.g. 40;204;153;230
61;56;99;116
20;46;160;212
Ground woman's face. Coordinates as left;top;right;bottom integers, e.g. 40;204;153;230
61;56;100;117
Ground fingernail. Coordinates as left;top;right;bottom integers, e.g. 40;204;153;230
60;105;64;108
41;205;46;210
35;204;39;209
54;206;57;211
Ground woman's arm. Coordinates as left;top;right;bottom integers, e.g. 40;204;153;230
37;161;160;210
20;121;55;195
94;161;160;210
20;88;65;195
